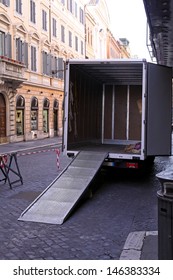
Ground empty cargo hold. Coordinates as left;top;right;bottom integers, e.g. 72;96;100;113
65;60;143;155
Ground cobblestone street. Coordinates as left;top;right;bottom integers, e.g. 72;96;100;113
0;138;160;260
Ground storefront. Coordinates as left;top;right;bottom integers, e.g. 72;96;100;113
0;83;63;143
0;93;6;143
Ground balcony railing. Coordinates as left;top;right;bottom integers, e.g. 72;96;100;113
0;56;26;88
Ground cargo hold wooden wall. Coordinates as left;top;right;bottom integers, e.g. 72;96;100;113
104;85;142;143
67;68;102;146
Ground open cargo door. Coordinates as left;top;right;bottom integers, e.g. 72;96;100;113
146;63;172;156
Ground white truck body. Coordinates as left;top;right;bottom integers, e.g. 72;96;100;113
63;59;172;169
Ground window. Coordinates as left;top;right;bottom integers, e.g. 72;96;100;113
31;45;37;71
31;97;38;130
43;98;50;133
69;31;72;47
52;18;57;37
0;0;10;7
58;57;64;79
75;36;78;51
52;56;64;79
16;95;25;136
61;25;65;43
81;40;84;55
54;99;59;110
16;38;28;66
42;51;51;75
67;0;73;13
30;0;36;23
0;31;5;56
0;32;11;57
79;7;84;24
61;0;65;5
75;2;77;18
42;10;47;31
90;30;93;46
16;0;22;14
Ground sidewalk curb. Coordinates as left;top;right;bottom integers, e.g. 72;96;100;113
1;141;62;155
17;141;62;154
119;231;158;260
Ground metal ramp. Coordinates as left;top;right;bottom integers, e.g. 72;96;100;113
18;151;107;225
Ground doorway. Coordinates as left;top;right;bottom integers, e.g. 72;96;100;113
0;93;6;142
54;109;58;136
53;99;59;136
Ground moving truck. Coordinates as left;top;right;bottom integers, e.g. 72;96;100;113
63;59;172;169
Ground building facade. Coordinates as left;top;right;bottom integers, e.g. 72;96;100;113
85;0;110;59
0;0;131;144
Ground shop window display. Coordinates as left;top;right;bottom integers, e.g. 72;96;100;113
31;97;38;130
43;98;49;133
31;110;38;130
16;95;25;136
16;110;24;135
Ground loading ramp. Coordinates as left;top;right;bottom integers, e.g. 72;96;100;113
18;151;108;225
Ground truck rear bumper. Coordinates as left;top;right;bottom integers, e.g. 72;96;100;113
103;158;143;169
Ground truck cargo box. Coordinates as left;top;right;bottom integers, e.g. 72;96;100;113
63;59;172;168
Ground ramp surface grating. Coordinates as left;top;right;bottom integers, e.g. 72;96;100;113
18;151;107;224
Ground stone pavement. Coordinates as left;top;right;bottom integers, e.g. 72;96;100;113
120;231;158;260
0;137;158;260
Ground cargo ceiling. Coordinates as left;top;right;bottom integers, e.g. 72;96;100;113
143;0;173;67
68;59;144;85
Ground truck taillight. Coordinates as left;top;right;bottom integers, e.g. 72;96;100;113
126;162;139;168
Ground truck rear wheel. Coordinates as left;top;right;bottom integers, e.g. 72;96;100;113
146;156;155;164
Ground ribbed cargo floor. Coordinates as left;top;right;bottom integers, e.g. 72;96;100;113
18;151;107;224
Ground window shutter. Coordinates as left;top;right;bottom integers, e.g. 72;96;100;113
19;39;22;61
67;0;70;10
75;2;77;17
45;11;47;31
51;56;56;75
5;33;12;58
71;0;74;13
42;51;46;74
31;46;34;70
24;42;28;67
33;1;36;23
30;0;35;22
16;38;27;63
47;53;52;76
58;58;64;79
16;38;21;61
34;47;36;71
16;0;19;12
20;0;22;14
21;42;24;63
31;46;36;71
42;10;44;29
5;0;10;6
30;0;32;21
55;57;58;78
